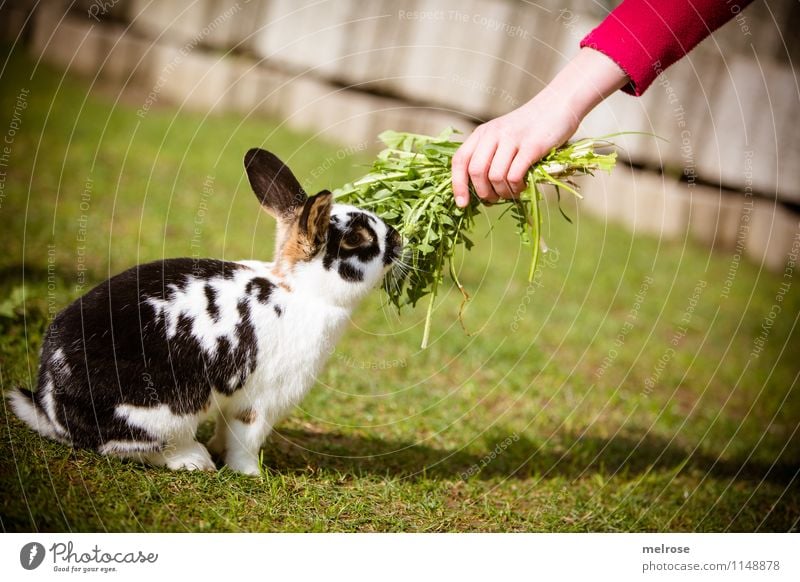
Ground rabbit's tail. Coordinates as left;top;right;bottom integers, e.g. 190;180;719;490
8;387;66;442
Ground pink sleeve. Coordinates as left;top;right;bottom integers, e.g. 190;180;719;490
580;0;755;96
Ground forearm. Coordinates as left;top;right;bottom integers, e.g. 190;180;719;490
534;47;629;126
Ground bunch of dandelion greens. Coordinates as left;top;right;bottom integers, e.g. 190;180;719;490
334;128;620;348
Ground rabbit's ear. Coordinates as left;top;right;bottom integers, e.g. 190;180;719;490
299;190;333;247
244;148;306;221
283;190;333;264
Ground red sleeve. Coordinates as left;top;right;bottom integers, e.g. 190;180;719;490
580;0;755;96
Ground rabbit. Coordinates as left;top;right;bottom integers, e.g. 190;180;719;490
9;148;402;475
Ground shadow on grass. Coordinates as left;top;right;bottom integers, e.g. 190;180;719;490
267;428;799;486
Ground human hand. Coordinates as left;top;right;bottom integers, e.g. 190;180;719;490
451;94;579;207
451;48;629;207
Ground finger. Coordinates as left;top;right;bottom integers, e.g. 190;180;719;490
452;132;480;207
488;142;518;199
507;142;548;195
483;191;500;204
468;139;498;203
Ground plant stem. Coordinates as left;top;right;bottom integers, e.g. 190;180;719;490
421;290;435;349
528;182;542;282
421;244;445;349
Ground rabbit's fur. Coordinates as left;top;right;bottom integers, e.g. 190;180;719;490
10;148;402;475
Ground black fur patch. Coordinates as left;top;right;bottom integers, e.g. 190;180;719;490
338;261;364;282
323;212;381;274
204;283;220;322
273;305;283;317
213;299;258;395
246;277;275;303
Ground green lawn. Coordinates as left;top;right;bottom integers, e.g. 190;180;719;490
1;46;798;532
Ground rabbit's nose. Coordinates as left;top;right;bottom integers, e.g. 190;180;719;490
385;226;402;262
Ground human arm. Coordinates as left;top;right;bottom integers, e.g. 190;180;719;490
452;0;757;207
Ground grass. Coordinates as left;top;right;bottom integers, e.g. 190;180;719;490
0;45;798;532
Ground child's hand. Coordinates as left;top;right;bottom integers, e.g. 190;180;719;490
451;94;579;207
451;47;628;208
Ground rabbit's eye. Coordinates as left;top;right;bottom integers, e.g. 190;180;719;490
342;230;365;248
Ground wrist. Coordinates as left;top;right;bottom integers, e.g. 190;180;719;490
543;47;629;123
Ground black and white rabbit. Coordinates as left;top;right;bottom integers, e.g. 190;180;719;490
10;148;402;475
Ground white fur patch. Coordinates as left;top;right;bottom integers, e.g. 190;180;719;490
40;377;67;436
50;348;71;377
98;440;160;454
8;390;60;440
114;403;197;441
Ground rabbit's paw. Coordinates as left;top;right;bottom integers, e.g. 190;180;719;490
162;442;217;472
225;451;261;476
